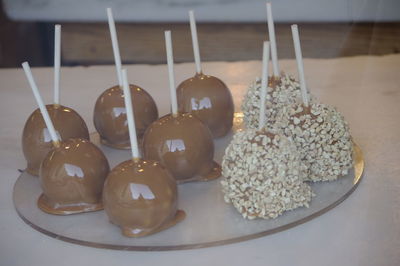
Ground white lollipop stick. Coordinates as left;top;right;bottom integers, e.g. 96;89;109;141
189;10;202;74
22;62;60;146
164;31;178;117
266;2;279;77
259;41;270;131
121;69;140;160
53;24;61;105
107;7;123;87
291;24;309;107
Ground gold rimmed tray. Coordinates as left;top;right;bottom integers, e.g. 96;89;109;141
13;113;364;251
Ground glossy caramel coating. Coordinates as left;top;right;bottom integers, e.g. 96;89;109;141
38;138;109;215
93;85;158;149
143;113;221;183
22;104;89;176
177;73;234;138
103;159;185;237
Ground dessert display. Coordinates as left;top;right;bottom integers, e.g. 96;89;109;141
103;69;185;237
143;31;221;183
93;8;158;149
176;11;234;138
241;3;312;129
14;5;362;247
22;62;109;215
22;25;89;176
221;42;313;219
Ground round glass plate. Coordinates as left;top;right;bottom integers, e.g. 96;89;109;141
13;113;364;251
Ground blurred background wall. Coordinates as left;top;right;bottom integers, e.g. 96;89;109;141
0;0;399;67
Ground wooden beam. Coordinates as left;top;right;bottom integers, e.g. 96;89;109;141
59;22;400;65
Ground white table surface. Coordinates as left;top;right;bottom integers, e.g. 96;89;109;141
1;55;399;266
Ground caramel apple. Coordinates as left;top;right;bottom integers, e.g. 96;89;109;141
94;8;158;149
177;73;234;138
103;158;184;237
176;11;234;138
39;138;109;214
93;84;158;149
277;102;353;182
143;112;221;183
103;67;184;237
221;128;313;219
22;62;109;215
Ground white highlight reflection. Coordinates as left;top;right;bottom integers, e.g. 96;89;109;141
113;107;126;117
129;183;155;200
64;163;84;178
166;139;185;152
191;97;212;110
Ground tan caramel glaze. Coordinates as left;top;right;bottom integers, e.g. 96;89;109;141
269;76;282;89
142;112;221;183
177;73;234;138
93;84;158;149
22;104;89;176
38;138;110;215
103;159;185;237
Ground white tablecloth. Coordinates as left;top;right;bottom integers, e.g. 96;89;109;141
1;55;399;266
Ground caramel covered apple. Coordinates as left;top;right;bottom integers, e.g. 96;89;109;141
177;73;234;138
93;8;158;149
94;84;158;149
143;112;220;183
39;138;109;214
103;68;184;237
277;102;353;181
176;11;234;138
221;129;313;219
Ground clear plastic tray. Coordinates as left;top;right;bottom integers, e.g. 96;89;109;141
13;114;364;251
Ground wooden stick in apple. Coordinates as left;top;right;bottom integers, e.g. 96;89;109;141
291;24;310;107
22;62;60;147
189;10;202;74
107;7;123;87
258;41;271;131
121;69;140;161
53;24;61;105
164;30;178;117
266;2;279;77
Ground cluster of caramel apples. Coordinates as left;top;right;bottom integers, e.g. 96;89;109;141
221;4;353;220
21;3;353;237
22;8;233;237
